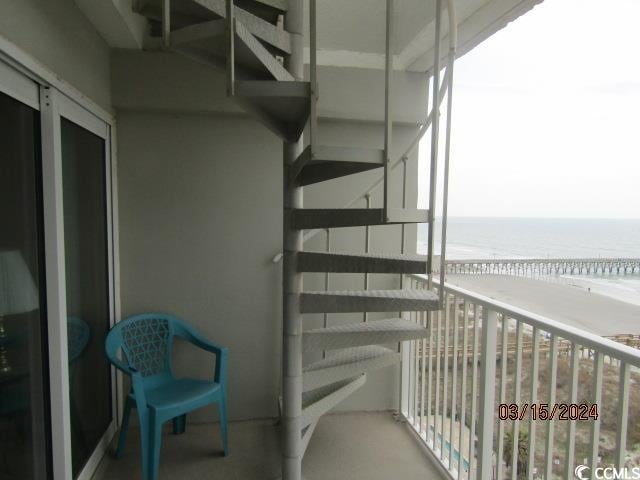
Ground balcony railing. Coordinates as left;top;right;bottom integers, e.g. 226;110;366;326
402;274;640;480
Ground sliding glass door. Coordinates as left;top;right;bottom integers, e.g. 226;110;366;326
0;56;117;480
61;117;113;477
0;85;50;478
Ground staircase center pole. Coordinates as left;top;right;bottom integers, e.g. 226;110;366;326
282;0;304;478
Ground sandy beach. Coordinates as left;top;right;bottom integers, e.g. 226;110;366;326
447;274;640;336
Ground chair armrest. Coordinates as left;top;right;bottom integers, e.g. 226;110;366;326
176;327;228;384
190;336;229;385
189;334;226;357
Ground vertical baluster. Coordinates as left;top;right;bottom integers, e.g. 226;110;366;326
439;0;457;298
615;361;630;469
426;0;442;280
588;352;603;472
420;305;428;436
398;157;407;318
363;194;370;323
496;315;508;480
413;308;421;427
564;342;579;479
426;305;435;445
163;0;171;48
510;321;523;480
458;301;469;479
309;0;317;151
527;327;540;480
412;284;420;424
441;294;450;461
477;307;498;480
435;306;442;453
450;297;459;470
225;0;235;96
408;290;415;421
544;335;558;479
383;0;393;221
322;228;330;359
469;304;480;479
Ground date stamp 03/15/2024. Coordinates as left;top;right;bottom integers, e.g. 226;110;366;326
498;403;599;422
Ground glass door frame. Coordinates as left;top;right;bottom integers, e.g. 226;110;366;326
0;43;120;480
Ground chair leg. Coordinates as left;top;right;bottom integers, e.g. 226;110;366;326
218;398;229;456
148;413;163;480
138;409;150;480
173;414;186;435
116;397;133;459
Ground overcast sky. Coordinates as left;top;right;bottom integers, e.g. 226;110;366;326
419;0;640;218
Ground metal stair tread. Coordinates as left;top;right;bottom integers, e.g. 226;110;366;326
235;80;310;142
291;208;429;229
300;289;440;313
301;374;366;428
171;19;292;81
233;20;293;81
235;0;287;23
303;318;428;351
136;0;291;52
303;346;400;391
290;145;385;186
297;251;429;273
304;345;398;373
192;0;291;53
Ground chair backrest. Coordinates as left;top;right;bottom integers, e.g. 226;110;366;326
105;313;183;380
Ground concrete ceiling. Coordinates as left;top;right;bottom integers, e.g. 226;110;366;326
77;0;543;72
310;0;543;72
315;0;438;55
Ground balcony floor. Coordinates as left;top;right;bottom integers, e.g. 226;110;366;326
97;411;446;480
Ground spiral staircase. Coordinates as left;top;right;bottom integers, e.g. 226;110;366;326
133;0;457;478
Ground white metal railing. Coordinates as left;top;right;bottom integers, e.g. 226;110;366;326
403;273;640;480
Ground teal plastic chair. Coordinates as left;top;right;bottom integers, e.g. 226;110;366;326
105;313;228;480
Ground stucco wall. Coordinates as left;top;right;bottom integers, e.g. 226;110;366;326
0;0;111;110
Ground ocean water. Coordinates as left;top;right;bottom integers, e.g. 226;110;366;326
417;217;640;305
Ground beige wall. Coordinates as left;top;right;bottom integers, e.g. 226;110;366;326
0;0;111;110
117;111;284;420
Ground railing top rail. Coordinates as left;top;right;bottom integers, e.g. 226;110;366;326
445;257;640;264
410;273;640;367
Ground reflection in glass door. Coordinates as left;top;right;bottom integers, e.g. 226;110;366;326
61;118;112;477
0;91;50;478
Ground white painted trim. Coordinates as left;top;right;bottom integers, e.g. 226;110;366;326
0;33;114;123
110;123;124;427
56;91;119;480
76;423;117;480
103;122;121;435
41;85;74;480
58;96;110;139
0;59;39;109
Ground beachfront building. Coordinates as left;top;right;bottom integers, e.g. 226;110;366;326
1;1;639;479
